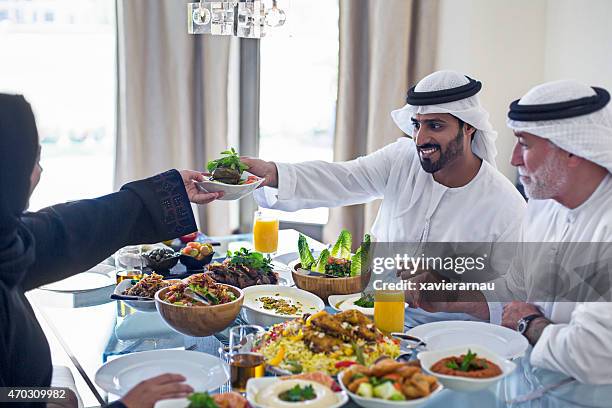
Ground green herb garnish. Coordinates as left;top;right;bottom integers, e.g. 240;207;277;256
278;384;316;402
446;349;486;372
206;147;249;174
187;392;218;408
445;360;459;370
354;293;374;308
460;349;477;371
227;248;273;274
285;360;304;374
354;343;366;365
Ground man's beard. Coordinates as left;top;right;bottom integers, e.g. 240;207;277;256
519;153;567;199
419;127;465;174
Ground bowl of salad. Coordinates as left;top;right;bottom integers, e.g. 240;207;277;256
155;273;244;337
196;148;264;201
290;231;370;300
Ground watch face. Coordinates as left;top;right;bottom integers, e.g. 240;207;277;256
518;320;527;334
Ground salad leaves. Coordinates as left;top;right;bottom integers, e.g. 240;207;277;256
312;249;330;273
206;147;249;174
331;229;352;259
298;231;371;277
187;392;218;408
227;247;273;274
298;234;316;270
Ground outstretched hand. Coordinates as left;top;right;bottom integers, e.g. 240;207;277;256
240;157;278;188
120;373;193;408
179;169;224;204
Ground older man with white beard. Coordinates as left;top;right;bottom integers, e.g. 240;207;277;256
410;79;612;384
497;80;612;384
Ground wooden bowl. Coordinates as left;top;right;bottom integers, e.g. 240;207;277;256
290;262;364;300
155;284;243;337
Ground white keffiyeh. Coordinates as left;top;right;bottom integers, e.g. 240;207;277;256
507;79;612;173
390;70;498;168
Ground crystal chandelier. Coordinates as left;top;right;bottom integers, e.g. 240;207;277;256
188;0;287;38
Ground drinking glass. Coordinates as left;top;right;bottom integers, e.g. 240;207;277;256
227;325;265;392
115;245;144;284
253;210;279;255
374;290;406;335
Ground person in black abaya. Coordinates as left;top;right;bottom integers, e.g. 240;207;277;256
0;93;223;408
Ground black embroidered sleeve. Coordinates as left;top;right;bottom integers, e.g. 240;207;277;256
121;169;197;239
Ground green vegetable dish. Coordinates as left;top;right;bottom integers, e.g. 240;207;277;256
298;230;371;277
206;147;249;185
187;392;218;408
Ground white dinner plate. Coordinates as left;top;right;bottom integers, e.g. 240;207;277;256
406;321;528;359
95;350;229;397
41;264;115;292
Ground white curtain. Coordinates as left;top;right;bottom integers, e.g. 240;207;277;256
115;0;237;235
325;0;439;245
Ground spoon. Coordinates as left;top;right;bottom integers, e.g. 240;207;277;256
184;287;211;305
111;294;153;301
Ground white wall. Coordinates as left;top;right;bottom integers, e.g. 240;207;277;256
543;0;612;92
435;0;547;180
433;0;612;182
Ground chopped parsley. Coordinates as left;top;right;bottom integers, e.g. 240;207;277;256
278;384;317;402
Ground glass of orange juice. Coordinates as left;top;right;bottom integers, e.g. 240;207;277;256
253;211;279;254
374;290;406;335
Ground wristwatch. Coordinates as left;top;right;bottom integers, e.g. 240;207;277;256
517;313;542;335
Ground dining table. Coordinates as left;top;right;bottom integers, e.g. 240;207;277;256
28;229;611;408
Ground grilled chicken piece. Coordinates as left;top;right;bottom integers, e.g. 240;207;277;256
310;313;353;339
303;327;345;353
335;309;377;341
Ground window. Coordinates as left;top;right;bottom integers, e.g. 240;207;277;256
0;0;116;211
258;0;339;224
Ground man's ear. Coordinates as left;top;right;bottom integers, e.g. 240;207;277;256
464;123;476;138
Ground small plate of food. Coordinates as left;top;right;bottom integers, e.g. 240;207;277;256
242;285;325;327
418;345;516;392
338;358;443;407
155;391;248;408
246;372;348;408
179;242;215;270
329;293;408;317
113;273;174;312
329;293;375;316
196;147;264;201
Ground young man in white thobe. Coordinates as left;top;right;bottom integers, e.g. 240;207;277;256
244;70;525;245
